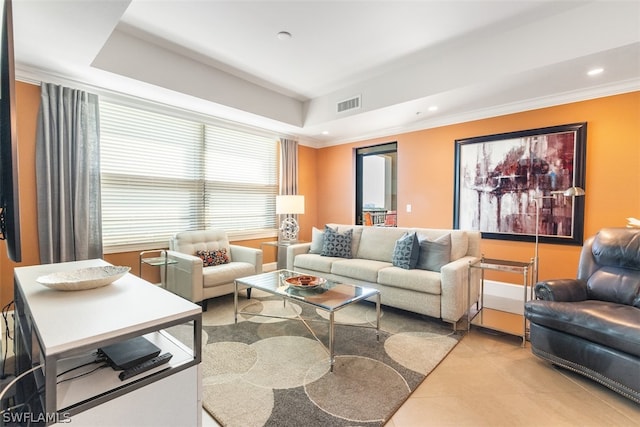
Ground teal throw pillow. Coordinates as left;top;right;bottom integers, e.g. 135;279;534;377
416;234;451;271
392;232;420;269
321;226;353;258
309;227;325;254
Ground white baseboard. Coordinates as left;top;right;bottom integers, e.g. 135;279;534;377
263;262;277;272
484;280;532;301
482;280;532;315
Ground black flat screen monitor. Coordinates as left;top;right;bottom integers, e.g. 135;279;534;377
0;0;21;262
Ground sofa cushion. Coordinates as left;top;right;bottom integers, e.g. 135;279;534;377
322;226;353;258
525;299;640;357
416;234;451;271
392;232;420;269
586;267;640;307
196;249;230;267
171;229;231;259
294;253;338;274
356;227;408;262
331;259;392;283
586;228;640;307
378;267;442;294
592;227;640;271
203;262;256;288
309;227;324;254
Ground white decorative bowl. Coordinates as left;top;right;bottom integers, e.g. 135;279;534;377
36;266;131;291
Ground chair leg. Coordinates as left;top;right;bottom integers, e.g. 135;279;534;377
247;288;252;299
200;299;208;312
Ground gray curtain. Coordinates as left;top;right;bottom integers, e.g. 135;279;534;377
36;83;103;264
279;138;298;196
279;138;299;234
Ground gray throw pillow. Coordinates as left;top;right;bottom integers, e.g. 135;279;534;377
309;227;325;254
417;234;451;271
392;232;420;269
321;226;353;258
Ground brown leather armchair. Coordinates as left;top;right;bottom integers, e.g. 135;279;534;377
525;228;640;403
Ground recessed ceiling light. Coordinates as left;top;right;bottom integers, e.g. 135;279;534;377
587;68;604;76
428;106;438;112
277;31;292;40
321;131;329;135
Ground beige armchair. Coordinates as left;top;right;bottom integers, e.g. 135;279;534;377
164;229;262;310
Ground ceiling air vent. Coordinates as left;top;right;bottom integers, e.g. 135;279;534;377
337;95;361;113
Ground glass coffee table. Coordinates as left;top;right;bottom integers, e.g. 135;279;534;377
234;270;381;372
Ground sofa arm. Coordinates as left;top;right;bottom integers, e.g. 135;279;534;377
440;255;481;323
286;243;312;270
534;279;588;302
165;250;204;303
229;244;263;274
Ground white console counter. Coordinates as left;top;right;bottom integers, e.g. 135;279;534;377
13;259;202;426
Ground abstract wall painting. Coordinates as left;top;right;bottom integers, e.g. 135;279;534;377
454;123;586;245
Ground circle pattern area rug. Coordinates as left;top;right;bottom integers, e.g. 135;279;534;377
200;291;462;427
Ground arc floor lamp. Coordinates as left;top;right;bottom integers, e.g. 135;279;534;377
533;186;585;284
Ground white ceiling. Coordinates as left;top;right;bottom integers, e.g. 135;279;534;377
11;0;640;147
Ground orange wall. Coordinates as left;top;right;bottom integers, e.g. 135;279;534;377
309;92;640;282
0;82;41;308
2;81;637;305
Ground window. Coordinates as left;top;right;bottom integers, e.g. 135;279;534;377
100;100;278;253
204;126;278;231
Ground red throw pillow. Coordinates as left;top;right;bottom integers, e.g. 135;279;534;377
196;249;230;267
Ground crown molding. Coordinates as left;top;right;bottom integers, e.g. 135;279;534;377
318;79;640;148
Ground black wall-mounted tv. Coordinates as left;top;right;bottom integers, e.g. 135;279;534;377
0;0;21;262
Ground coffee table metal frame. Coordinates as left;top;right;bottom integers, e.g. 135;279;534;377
234;269;381;372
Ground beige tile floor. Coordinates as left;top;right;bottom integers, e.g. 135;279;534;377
386;328;640;427
203;327;640;426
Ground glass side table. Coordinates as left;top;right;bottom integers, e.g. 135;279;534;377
139;249;177;287
467;256;534;347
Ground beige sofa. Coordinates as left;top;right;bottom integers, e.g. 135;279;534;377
286;224;481;327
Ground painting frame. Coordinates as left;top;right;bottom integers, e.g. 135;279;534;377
453;123;587;245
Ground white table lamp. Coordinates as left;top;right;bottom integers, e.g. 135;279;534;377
276;195;305;241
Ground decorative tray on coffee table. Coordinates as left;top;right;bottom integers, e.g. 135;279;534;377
284;275;327;289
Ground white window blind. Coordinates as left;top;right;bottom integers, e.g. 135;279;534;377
100;100;278;252
204;126;278;231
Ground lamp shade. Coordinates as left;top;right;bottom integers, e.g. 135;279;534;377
563;186;585;197
276;195;305;215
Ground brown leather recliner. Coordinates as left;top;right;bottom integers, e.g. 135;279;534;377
525;227;640;403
